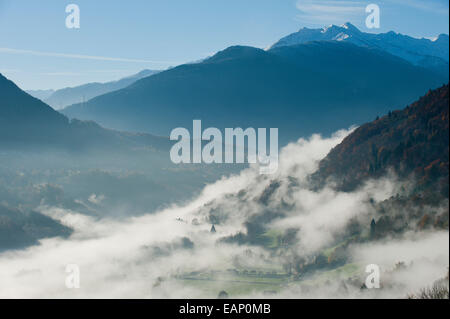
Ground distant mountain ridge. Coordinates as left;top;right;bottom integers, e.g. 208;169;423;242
27;69;159;110
25;89;55;101
62;41;446;143
271;22;449;78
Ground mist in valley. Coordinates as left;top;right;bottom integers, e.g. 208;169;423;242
1;128;447;298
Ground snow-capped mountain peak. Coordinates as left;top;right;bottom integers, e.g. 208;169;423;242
270;23;449;73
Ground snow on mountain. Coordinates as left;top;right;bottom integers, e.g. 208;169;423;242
270;23;449;69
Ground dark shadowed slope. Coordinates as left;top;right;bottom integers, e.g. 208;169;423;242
25;89;54;101
0;73;170;151
62;42;446;143
313;84;449;198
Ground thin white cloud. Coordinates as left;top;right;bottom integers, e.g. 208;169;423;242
296;0;365;24
0;47;177;65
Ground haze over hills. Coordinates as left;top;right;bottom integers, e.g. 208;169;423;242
2;81;448;294
25;89;55;101
271;22;449;78
0;73;243;251
62;41;446;143
27;69;160;110
1;47;448;298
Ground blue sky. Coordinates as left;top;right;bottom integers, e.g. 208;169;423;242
0;0;448;90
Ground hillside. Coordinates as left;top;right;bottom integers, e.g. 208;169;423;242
213;85;449;281
25;89;54;101
313;84;449;198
